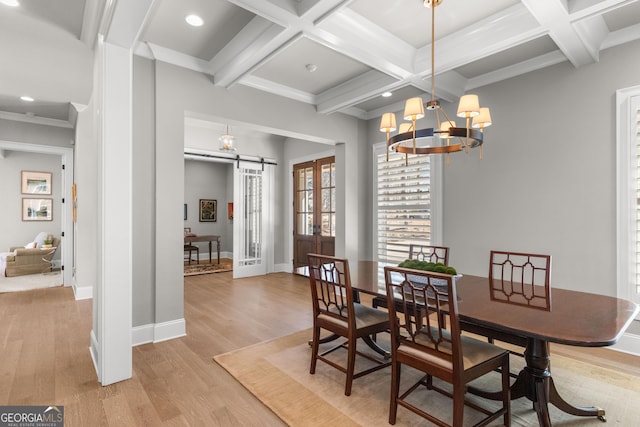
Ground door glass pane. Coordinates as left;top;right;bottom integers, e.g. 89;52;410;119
321;164;331;187
319;161;335;238
306;167;313;189
240;168;262;266
321;188;330;211
321;213;330;236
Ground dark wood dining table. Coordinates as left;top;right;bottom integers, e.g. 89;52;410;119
344;260;640;427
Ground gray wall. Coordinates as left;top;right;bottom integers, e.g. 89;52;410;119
364;39;640;296
0;148;63;265
132;55;156;326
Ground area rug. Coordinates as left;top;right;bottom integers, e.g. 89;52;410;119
214;329;640;426
0;270;62;293
184;259;233;276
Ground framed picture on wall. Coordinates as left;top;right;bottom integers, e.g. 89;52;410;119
21;171;52;194
199;199;217;222
22;198;53;221
184;203;187;220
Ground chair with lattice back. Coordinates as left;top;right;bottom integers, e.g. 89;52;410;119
384;265;511;426
409;244;449;264
307;254;391;396
372;245;450;320
460;250;552;358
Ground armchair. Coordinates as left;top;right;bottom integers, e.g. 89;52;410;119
1;234;60;277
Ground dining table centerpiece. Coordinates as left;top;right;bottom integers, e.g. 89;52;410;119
398;259;457;275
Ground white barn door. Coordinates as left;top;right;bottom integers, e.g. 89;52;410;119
233;161;273;278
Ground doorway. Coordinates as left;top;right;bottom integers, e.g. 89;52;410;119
293;156;335;268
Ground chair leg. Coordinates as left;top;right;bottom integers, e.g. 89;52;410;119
502;356;511;426
310;326;320;374
389;361;400;425
345;337;356;396
196;247;200;264
452;383;465;427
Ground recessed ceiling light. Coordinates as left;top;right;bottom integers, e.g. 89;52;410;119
20;96;34;102
382;92;392;97
185;14;203;27
0;0;20;7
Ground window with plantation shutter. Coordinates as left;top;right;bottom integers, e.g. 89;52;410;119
616;87;640;308
373;142;442;264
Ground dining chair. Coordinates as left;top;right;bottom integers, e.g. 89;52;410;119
487;250;552;310
384;266;511;426
184;244;199;264
307;253;391;396
372;245;450;327
408;244;449;264
460;250;552;359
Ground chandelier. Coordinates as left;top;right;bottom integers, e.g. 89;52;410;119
219;125;236;152
379;0;492;164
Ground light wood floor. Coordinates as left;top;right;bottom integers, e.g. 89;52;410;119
0;272;638;426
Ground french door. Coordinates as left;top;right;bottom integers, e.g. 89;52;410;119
293;156;335;268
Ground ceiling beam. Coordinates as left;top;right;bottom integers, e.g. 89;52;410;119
521;0;601;67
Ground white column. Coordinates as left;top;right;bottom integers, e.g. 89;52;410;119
90;39;133;385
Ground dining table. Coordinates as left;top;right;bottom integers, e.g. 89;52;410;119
343;260;640;427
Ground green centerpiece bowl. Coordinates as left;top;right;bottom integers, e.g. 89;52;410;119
398;259;457;275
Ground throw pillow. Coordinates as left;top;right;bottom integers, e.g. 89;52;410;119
34;232;49;248
25;241;36;249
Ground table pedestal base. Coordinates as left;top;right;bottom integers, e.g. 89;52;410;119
468;338;606;426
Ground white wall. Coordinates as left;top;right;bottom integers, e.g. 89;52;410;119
364;39;640;297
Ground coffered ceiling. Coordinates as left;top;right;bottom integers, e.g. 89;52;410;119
1;0;639;128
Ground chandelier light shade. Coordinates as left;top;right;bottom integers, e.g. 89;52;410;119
380;0;491;163
403;97;425;121
379;113;397;161
472;107;492;130
219;125;236;152
472;107;492;159
456;94;480;118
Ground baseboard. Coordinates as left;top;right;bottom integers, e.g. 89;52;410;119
273;263;290;273
72;279;93;300
132;318;186;346
612;332;640;356
89;330;100;381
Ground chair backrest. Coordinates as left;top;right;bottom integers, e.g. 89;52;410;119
307;254;355;328
489;250;552;310
408;244;449;265
384;266;462;373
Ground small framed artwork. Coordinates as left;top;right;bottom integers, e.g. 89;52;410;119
184;203;187;220
199;199;217;222
21;171;52;194
22;198;53;221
